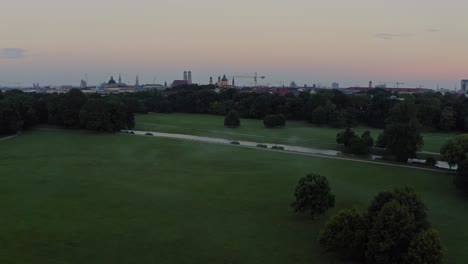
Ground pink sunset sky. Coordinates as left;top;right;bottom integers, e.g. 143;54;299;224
1;0;467;89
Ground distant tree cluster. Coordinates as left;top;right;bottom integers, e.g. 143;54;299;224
263;114;286;128
0;89;134;135
319;187;445;264
119;85;468;132
336;128;374;155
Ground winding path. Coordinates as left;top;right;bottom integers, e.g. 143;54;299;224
122;130;454;174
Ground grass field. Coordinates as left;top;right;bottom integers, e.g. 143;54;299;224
136;113;459;153
0;130;467;263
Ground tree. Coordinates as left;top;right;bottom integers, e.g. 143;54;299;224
291;174;335;218
319;208;367;261
366;188;430;264
440;135;468;194
438;107;456;131
263;114;286;128
79;99;130;132
381;102;424;162
348;137;370;155
224;110;240;128
366;201;419;264
336;128;357;147
367;187;429;231
361;131;374;147
60;89;87;128
404;228;445;264
440;134;468;167
0;99;23;134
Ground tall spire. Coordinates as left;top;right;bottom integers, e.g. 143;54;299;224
135;75;139;86
118;75;122;84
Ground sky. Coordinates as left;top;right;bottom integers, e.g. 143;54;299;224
0;0;467;89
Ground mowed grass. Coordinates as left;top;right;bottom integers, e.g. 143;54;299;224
136;113;460;153
0;131;467;263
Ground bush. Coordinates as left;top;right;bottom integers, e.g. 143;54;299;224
291;174;335;218
224;110;240;128
145;132;153;136
263;114;286;128
230;141;240;145
319;208;367;261
256;144;268;148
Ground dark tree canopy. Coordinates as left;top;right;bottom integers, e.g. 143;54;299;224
263;114;286;128
224;110;240;128
319;208;367;261
291;174;335;218
380;101;424;161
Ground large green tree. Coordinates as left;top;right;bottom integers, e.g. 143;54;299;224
319;208;367;261
441;135;468;195
380;101;424;162
404;228;445;264
224;110;240;128
291;174;335;218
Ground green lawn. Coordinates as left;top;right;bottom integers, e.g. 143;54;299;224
136;113;460;153
0;130;467;263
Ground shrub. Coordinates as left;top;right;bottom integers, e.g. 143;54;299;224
230;141;240;145
145;132;153;136
256;144;268;148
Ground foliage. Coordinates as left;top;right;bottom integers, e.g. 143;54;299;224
319;208;367;261
336;128;357;147
366;200;419;263
291;174;335;218
361;131;374;147
380;101;424;161
224;110;240;128
79;99;131;132
405;228;445;264
440;134;468;167
263;114;286;128
337;128;373;155
365;187;431;264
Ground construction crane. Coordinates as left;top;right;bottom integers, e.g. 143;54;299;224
230;72;266;87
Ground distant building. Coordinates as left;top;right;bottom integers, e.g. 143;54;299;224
332;82;339;89
172;71;192;87
290;81;298;88
462;80;468;94
217;75;229;88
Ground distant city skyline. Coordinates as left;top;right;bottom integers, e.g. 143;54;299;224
1;0;467;89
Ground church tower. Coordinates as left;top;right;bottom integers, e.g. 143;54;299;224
135;75;139;86
118;75;122;84
209;77;213;85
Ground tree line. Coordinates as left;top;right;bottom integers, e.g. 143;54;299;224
0;89;134;135
114;85;468;132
